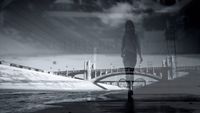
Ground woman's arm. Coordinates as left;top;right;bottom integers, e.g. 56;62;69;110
136;35;143;63
121;34;126;57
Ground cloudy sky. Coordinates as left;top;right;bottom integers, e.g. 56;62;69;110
0;0;199;57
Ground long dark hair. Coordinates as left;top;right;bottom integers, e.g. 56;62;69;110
124;20;137;44
125;20;135;34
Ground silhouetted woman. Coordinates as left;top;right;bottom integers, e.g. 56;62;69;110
121;20;143;99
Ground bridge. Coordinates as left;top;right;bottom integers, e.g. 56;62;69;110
54;65;173;87
54;55;200;88
1;56;199;88
91;67;164;83
54;64;200;88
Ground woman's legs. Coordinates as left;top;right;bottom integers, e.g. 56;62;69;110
123;54;136;100
123;54;136;89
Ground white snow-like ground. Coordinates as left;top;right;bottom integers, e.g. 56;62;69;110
0;65;122;91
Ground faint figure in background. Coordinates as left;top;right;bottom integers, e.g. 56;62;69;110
121;20;143;99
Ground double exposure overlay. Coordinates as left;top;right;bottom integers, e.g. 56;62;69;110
0;0;200;113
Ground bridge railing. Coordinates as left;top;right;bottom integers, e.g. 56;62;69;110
0;60;50;74
94;67;165;76
51;66;168;80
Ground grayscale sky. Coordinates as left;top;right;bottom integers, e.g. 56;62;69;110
0;0;199;57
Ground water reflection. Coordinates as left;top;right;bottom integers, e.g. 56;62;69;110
0;90;199;113
125;98;196;113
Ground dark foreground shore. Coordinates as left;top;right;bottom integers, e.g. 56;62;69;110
31;93;200;113
32;71;200;113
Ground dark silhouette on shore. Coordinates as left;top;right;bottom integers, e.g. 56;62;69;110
121;20;143;101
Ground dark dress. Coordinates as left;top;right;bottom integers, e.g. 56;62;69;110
121;32;139;68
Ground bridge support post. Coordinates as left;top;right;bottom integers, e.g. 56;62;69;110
161;59;169;81
161;55;177;81
171;55;177;79
99;70;102;76
105;69;108;74
152;67;156;76
84;60;92;80
166;55;177;80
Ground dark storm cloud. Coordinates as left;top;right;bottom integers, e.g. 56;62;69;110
0;0;199;56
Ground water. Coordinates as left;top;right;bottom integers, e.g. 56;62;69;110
0;89;111;113
1;89;200;113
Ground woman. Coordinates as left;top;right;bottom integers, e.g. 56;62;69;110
121;20;143;97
